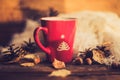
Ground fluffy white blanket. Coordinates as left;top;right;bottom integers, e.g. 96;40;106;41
59;11;120;65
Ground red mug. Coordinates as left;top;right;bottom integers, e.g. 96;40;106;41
34;17;76;63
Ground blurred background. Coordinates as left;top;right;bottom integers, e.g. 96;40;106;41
0;0;120;46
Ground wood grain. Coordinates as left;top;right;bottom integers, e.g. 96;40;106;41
0;63;120;80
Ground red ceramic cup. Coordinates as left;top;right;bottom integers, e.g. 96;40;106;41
34;17;76;63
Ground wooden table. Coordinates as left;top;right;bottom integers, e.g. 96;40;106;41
0;63;120;80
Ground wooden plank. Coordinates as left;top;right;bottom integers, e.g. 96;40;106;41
0;71;120;80
0;63;119;73
0;63;120;80
0;63;117;72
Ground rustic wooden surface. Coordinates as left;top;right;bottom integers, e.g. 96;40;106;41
0;63;120;80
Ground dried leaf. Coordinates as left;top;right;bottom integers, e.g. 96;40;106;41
52;58;66;69
92;49;105;64
49;69;71;78
20;62;35;67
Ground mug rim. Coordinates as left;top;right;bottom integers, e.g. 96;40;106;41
40;17;76;21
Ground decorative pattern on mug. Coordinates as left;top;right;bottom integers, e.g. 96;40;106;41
57;41;70;51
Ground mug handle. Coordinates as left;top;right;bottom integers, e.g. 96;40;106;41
34;27;51;54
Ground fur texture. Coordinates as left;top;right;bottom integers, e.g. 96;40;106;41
59;11;120;65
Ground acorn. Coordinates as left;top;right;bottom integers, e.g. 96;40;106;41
85;58;92;65
72;57;83;65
